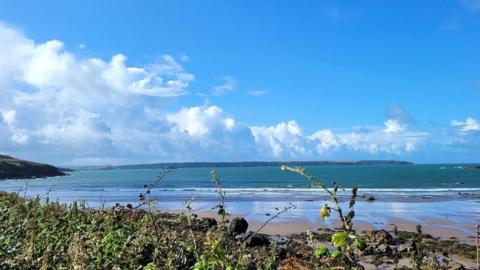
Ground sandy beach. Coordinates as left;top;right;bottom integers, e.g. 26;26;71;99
194;196;480;244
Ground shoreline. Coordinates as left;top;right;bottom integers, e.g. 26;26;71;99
3;186;479;242
196;210;479;243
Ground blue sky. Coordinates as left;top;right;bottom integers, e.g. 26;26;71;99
0;0;479;165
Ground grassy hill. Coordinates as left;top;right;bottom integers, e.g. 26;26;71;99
0;155;66;180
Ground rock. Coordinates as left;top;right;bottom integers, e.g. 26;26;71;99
201;217;217;228
245;232;270;247
366;229;394;245
363;195;376;201
376;244;392;255
277;247;287;260
229;217;248;235
398;241;414;253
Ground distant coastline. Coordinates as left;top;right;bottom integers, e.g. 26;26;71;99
74;160;413;170
0;155;66;180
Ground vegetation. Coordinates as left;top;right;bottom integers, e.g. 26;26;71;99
0;155;65;180
0;167;477;269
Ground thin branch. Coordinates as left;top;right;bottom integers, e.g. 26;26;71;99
245;203;297;241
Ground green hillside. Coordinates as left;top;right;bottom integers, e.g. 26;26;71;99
0;155;66;180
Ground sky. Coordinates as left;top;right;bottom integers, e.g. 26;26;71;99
0;0;479;165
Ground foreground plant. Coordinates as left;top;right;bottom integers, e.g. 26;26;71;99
281;165;366;269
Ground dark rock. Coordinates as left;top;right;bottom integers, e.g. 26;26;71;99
277;247;287;260
398;241;414;253
366;229;394;245
376;244;392;255
201;217;217;228
363;195;376;201
245;232;270;247
229;217;248;235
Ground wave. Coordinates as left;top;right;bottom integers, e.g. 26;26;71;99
98;187;480;196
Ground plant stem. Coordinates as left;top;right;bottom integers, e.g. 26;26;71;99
281;166;349;230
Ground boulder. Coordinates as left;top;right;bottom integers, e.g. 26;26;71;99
202;217;217;228
245;232;271;247
229;217;248;235
366;229;394;245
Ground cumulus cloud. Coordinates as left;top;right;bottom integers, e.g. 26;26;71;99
213;76;236;96
308;129;341;153
1;110;16;127
383;119;407;134
0;23;193;99
1;110;29;145
450;117;480;132
250;119;425;158
0;22;470;164
309;121;424;155
166;106;236;137
0;22;256;163
251;121;310;158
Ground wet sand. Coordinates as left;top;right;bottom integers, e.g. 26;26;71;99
195;206;479;243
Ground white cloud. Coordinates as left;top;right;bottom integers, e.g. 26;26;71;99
0;23;193;100
166;106;236;137
0;22;471;164
213;76;236;96
248;90;268;96
308;129;341;153
1;110;16;127
251;121;310;158
252;120;426;157
1;109;29;145
450;117;480;132
383;119;407;134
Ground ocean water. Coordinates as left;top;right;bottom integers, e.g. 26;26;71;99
1;164;480;203
1;164;479;232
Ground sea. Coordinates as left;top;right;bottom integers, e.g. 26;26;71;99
1;164;479;235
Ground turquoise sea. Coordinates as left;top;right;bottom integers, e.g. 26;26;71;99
1;164;479;235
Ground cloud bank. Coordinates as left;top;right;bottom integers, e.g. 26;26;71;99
0;22;478;164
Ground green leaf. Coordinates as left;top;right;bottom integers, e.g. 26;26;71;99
331;232;349;247
142;262;158;270
355;238;366;251
331;250;341;258
314;246;329;257
193;259;208;270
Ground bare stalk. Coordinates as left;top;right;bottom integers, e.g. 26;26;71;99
245;203;297;241
185;198;199;260
281;165;350;230
476;224;479;270
210;170;229;226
